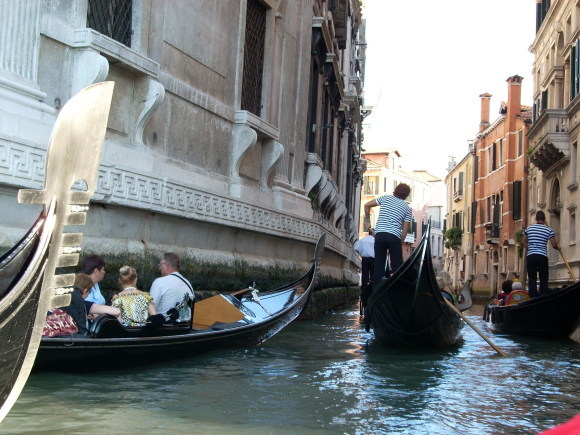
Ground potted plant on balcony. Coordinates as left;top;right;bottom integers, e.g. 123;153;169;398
444;227;462;250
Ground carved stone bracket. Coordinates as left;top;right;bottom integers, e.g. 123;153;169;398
133;78;165;147
71;49;109;96
261;139;283;191
229;124;257;197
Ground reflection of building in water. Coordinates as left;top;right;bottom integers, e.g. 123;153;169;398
0;1;366;293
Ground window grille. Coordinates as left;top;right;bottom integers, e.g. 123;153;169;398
87;0;132;47
241;0;267;116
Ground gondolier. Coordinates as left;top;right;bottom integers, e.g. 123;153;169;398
354;229;375;293
522;211;560;298
363;183;412;289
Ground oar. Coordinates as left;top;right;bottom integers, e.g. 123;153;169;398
559;249;577;281
444;299;507;357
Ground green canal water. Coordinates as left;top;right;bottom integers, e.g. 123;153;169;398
1;304;578;434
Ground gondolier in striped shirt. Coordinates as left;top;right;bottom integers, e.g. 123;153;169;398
522;210;560;298
363;183;412;290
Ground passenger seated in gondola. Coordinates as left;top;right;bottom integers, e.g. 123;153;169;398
111;266;160;327
495;279;513;305
62;273;121;333
503;281;530;305
150;253;194;323
436;276;454;304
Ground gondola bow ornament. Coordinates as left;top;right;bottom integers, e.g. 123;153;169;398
0;82;114;422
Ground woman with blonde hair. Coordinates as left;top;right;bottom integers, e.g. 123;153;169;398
112;266;158;326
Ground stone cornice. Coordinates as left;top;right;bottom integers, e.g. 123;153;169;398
0;137;350;257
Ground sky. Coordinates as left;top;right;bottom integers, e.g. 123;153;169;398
361;0;536;178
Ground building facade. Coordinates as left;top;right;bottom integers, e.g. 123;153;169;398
444;153;475;292
527;0;580;285
0;0;365;290
470;77;531;297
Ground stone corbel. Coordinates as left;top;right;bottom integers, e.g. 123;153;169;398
230;124;257;197
333;204;347;228
261;139;283;191
133;78;165;147
305;153;324;193
71;49;109;96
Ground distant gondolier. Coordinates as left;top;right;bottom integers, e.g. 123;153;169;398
522;211;560;298
354;229;375;293
364;183;412;289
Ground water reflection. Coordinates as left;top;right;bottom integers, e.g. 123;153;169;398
1;305;578;434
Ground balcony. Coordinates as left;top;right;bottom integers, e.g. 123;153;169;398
527;109;570;172
453;191;463;202
485;222;500;244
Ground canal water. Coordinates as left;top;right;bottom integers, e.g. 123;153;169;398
1;304;578;434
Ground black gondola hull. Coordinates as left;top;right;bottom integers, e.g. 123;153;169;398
366;226;463;348
485;283;580;337
35;234;324;372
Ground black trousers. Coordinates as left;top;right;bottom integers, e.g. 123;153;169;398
527;254;549;298
373;232;403;289
361;256;374;292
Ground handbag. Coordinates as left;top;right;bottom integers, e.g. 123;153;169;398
42;308;79;337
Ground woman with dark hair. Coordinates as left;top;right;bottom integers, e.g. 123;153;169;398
363;183;412;290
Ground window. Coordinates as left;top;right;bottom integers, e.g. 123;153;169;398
513;180;522;220
364;176;379;195
474;155;479;182
571;39;580;102
87;0;132;47
517;130;523;156
492;142;497;171
571;211;576;244
499;139;504;166
241;0;267;116
458;172;464;195
571;142;578;186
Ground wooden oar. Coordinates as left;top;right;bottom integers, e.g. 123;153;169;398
559;249;577;281
444;299;507;357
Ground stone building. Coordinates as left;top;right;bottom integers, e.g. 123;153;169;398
0;1;366;294
444;152;475;292
470;77;531;297
527;0;580;285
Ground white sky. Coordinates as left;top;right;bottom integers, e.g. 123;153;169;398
361;0;536;178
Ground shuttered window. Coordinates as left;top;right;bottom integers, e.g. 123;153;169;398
571;39;580;101
513;180;522;220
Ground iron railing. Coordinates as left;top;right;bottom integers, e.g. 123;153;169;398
241;0;266;116
87;0;132;47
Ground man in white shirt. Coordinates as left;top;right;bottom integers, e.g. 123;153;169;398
150;252;194;321
354;229;375;293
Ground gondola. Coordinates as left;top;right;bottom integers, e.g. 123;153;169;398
36;234;325;371
0;82;114;422
483;282;580;338
363;225;464;347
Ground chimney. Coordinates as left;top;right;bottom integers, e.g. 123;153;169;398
479;93;492;132
506;75;523;118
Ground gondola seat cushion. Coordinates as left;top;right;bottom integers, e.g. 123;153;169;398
504;290;530;306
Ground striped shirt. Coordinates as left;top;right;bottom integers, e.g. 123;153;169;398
374;195;412;238
524;223;555;257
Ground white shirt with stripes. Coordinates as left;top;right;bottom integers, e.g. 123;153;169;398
374;195;412;238
524;223;555;257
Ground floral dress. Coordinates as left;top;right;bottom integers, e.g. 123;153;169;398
111;291;154;326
